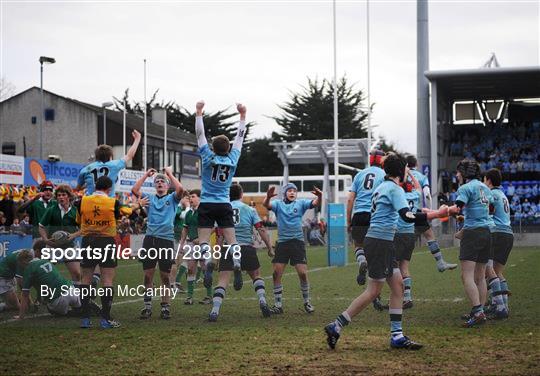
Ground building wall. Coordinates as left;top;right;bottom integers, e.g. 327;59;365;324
0;88;97;164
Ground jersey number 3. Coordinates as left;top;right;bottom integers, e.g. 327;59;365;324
211;165;231;183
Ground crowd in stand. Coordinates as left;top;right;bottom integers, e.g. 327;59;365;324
444;121;540;225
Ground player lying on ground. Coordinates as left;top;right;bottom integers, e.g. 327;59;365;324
16;248;81;319
263;183;322;314
424;159;497;327
0;240;46;313
325;153;451;351
179;190;213;305
406;155;457;273
194;100;246;291
208;183;274;322
132;167;183;320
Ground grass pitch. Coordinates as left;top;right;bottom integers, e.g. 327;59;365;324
1;246;539;375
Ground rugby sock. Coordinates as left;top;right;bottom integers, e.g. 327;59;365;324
333;311;351;334
354;247;366;265
206;285;213;298
211;286;226;314
471;304;484;316
144;288;152;309
300;281;310;304
90;273;101;299
389;308;404;340
253;278;266;304
427;240;445;267
80;284;91;318
488;277;505;311
187;275;195;298
231;243;241;269
196;267;202;281
273;284;283;308
403;276;412;302
500;279;509;309
160;302;170;312
176;262;188;283
101;287;114;321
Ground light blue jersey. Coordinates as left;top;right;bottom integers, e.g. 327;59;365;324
409;168;429;188
491;187;513;234
143;192;180;241
397;190;421;234
349;166;386;214
231;200;261;245
366;180;409;241
78;159;126;197
271;199;313;242
456;179;493;229
199;144;240;203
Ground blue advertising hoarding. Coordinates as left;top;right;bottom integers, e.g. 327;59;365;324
24;158;84;188
0;234;33;260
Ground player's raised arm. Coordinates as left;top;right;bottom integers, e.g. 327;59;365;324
123;130;142;162
195;100;207;148
256;224;274;257
263;186;277;210
164;166;183;200
131;168;156;197
311;187;323;208
232;103;247;151
407;169;422;193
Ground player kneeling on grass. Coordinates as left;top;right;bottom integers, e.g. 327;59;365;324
194;100;247;292
15;249;81;319
132;167;183;320
325;153;450;351
208;183;274;322
425;159;498;327
483;168;513;317
0;240;46;313
263;183;322;314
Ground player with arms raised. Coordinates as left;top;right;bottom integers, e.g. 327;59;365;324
76;130;141;196
194;100;247;290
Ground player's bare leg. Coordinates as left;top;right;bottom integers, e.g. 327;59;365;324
294;263;314;313
0;290;20;311
65;261;81;285
270;263;286;314
461;260;487;327
423;228;457;272
198;259;212;304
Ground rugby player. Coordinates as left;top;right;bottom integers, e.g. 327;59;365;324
76;130;141;197
16;249;81;319
263;183;322;314
208;183;274;321
75;176;122;329
194;101;246;291
132;167;183;320
179;189;213;305
170;192;191;293
406;155;457;272
38;185;81;287
17;180;55;239
427;159;494;327
325;153;450;350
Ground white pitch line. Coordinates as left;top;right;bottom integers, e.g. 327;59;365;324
0;249;448;325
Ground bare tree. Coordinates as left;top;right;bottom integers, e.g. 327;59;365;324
0;77;16;101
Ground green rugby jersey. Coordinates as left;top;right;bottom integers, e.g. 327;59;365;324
39;202;78;236
183;208;199;242
22;259;71;302
27;199;56;238
0;251;23;279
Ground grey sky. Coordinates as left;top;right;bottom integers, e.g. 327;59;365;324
1;0;539;153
